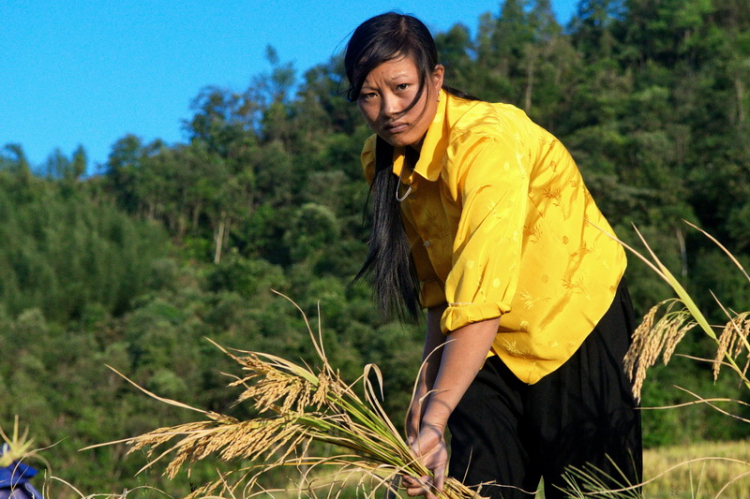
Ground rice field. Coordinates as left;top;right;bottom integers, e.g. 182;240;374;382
640;440;750;499
528;440;750;498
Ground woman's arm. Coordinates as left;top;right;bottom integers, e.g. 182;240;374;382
404;317;499;498
406;303;447;443
421;317;498;429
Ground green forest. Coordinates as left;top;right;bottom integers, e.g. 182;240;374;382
1;0;749;495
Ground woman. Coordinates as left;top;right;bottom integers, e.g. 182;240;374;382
345;13;642;499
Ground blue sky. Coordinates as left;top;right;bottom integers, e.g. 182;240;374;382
2;1;576;172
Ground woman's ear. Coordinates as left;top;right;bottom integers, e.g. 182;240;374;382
432;64;445;91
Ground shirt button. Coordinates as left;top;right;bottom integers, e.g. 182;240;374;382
424;240;431;248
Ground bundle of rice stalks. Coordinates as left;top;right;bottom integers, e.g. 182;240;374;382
94;296;482;499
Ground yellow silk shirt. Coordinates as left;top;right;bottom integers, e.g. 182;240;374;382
361;89;626;384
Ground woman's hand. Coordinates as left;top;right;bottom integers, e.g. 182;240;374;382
403;423;448;499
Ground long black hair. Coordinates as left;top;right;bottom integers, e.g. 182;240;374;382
345;13;478;321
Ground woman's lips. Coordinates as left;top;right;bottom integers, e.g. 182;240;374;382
385;122;408;134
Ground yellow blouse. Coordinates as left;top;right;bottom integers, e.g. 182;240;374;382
361;90;626;384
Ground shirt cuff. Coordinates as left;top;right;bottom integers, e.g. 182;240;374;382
441;301;510;333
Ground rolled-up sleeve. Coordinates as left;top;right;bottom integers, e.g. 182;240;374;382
441;129;531;333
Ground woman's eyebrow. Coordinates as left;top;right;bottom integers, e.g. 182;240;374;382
388;71;410;80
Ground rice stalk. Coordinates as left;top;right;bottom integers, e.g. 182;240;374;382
558;461;643;499
624;299;696;399
591;220;750;400
714;312;750;381
89;292;483;499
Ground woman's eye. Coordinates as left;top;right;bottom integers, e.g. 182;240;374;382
359;92;377;101
396;83;410;91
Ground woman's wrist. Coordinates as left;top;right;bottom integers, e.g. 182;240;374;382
420;405;450;432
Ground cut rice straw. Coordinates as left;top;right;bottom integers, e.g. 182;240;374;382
85;291;484;499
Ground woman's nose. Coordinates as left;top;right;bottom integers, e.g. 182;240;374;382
381;94;400;118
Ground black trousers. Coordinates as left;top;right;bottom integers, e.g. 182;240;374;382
447;282;642;498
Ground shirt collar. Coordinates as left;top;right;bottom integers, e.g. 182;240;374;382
392;89;449;184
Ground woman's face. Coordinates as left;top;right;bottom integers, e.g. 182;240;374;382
356;56;444;149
